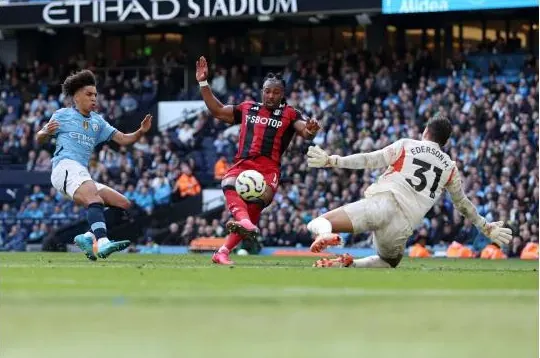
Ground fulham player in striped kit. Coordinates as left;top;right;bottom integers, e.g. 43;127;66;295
196;56;321;265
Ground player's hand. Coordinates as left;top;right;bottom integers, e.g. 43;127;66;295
482;221;512;246
196;56;209;82
43;119;59;135
139;114;152;133
307;146;339;168
305;118;321;135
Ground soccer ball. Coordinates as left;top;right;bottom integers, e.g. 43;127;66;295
237;249;249;256
235;170;267;202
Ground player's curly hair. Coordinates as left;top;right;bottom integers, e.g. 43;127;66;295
62;69;96;97
427;112;452;147
263;72;287;104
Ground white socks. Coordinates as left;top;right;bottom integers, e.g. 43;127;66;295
352;255;392;268
97;237;110;247
84;231;110;248
307;217;332;236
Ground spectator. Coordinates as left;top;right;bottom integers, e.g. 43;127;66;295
176;122;194;148
28;223;47;243
1;225;26;252
175;163;201;197
213;132;229;155
161;223;181;245
214;156;230;181
19;201;44;219
34;150;52;171
29;185;45;201
0;204;14;218
50;205;68;219
2;105;17;124
211;68;227;98
153;176;172;205
120;92;138;113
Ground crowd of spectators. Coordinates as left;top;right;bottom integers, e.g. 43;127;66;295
0;44;538;257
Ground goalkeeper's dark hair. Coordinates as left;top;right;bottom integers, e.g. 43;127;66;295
263;72;287;104
426;112;452;147
62;70;96;97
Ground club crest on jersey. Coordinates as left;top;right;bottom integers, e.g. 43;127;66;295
82;121;89;130
92;123;99;132
273;109;282;116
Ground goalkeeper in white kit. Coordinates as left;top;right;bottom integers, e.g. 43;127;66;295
306;113;512;268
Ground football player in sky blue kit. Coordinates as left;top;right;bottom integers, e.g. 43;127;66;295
36;70;152;261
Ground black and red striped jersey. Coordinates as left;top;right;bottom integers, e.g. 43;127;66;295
233;101;302;164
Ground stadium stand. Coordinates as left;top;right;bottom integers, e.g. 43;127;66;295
0;41;538;257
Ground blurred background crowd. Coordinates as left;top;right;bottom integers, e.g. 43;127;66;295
0;41;538;256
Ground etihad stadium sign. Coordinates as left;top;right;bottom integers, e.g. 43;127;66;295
0;0;379;28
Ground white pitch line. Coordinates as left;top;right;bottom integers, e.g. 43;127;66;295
1;288;537;300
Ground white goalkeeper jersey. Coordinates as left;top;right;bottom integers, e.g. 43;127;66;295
364;139;457;227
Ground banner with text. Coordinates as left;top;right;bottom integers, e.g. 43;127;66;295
382;0;538;14
0;0;380;28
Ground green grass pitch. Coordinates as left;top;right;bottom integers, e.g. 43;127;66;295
0;253;538;358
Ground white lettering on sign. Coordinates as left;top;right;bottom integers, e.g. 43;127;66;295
43;0;181;25
397;0;449;13
42;0;298;24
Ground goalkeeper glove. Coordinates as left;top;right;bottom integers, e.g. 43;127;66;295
480;221;512;246
307;146;340;168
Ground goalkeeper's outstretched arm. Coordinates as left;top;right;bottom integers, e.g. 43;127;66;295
306;140;405;170
333;148;393;169
446;169;487;228
445;168;512;246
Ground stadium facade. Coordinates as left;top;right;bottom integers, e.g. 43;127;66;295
0;0;537;92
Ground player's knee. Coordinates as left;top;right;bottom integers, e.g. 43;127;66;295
221;177;236;192
379;254;403;268
84;196;104;208
74;190;102;208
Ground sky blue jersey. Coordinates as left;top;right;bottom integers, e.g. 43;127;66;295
51;108;117;169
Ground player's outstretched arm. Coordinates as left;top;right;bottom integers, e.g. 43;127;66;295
112;114;152;146
35;119;59;145
307;141;403;170
196;56;235;124
446;170;512;246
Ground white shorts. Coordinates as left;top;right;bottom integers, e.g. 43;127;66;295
50;159;106;199
343;192;413;259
